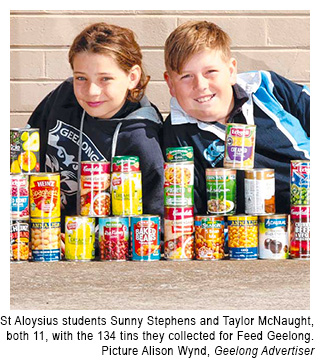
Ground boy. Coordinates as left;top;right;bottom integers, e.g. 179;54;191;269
163;20;310;215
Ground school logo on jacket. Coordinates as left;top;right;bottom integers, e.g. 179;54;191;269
204;139;225;167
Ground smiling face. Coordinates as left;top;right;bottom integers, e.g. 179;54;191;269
164;48;237;123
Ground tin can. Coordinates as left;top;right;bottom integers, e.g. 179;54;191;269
206;168;236;215
290;206;310;259
195;215;225;260
164;207;194;260
164;162;194;206
111;171;143;215
29;173;60;218
290;160;310;205
65;216;95;261
259;214;289;259
227;215;258;260
80;161;111;217
112;156;140;172
31;218;61;262
10;220;30;262
10;174;29;219
131;215;161;261
99;217;129;261
244;169;275;215
166;146;194;162
224;123;256;169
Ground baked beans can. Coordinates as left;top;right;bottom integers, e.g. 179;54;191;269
65;216;95;261
10;174;29;219
227;215;258;260
224;123;256;169
164;162;194;206
131;215;161;261
195;215;225;260
290;206;310;259
290;160;310;206
111;171;143;216
10;220;30;262
80;161;111;217
164;207;194;260
99;216;129;261
31;218;61;262
112;156;140;172
10;128;40;174
29;173;60;218
244;169;275;215
258;214;289;259
166;146;194;162
206;168;236;215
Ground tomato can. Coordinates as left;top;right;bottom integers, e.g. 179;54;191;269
131;215;161;261
290;160;310;206
166;146;194;162
99;216;129;261
290;206;310;259
112;156;140;172
29;173;60;218
10;174;29;219
10;220;30;262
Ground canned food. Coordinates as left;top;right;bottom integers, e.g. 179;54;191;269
29;173;60;218
290;206;310;259
10;220;29;262
166;146;194;162
195;215;225;260
259;215;289;259
80;161;111;217
31;218;61;262
111;172;143;215
65;216;95;261
290;160;310;205
244;169;275;215
164;207;194;260
10;174;29;219
164;162;194;206
112;156;140;172
224;123;256;169
10;128;40;174
227;215;258;260
131;215;161;261
99;217;129;261
206;168;236;215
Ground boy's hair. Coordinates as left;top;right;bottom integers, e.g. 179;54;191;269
69;22;149;102
165;21;232;74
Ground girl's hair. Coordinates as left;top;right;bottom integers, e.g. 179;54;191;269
69;22;149;102
165;21;232;74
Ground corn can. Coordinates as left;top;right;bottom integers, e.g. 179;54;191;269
166;146;194;162
290;206;310;259
112;156;140;172
10;174;29;219
290;160;310;205
10;220;30;262
29;173;60;218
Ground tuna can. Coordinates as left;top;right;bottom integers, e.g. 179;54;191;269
206;168;236;215
166;146;194;162
99;216;129;261
290;160;310;205
80;161;111;217
195;215;225;260
10;220;30;262
227;215;258;260
164;162;194;206
131;215;161;261
31;218;61;262
258;214;289;259
10;174;29;219
224;123;256;169
10;128;40;174
290;206;310;259
244;169;275;215
112;156;140;172
164;207;194;261
65;216;95;261
29;173;60;218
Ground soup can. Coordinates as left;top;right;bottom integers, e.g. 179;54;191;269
290;160;310;205
65;216;95;261
112;156;140;172
99;216;129;261
224;123;256;169
10;220;30;262
29;173;60;218
258;214;289;259
206;168;236;215
244;169;275;215
290;206;310;259
131;215;161;261
10;174;29;219
166;146;194;162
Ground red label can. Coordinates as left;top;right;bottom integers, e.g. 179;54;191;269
290;206;310;259
10;220;30;261
10;174;29;219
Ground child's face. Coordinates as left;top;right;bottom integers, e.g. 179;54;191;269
164;49;237;123
73;53;141;119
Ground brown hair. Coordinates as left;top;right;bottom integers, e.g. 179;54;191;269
164;21;232;73
69;22;149;102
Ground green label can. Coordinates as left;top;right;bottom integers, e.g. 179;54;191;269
166;146;194;162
